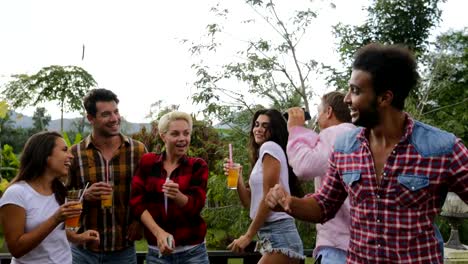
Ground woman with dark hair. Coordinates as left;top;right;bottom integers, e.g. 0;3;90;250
0;131;99;263
226;109;304;263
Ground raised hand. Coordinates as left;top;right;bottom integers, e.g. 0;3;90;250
83;182;112;201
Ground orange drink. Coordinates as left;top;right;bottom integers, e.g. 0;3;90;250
65;202;82;231
101;189;113;208
227;163;241;189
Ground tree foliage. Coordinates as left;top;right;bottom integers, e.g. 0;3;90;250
189;0;335;123
415;29;468;143
330;0;445;88
2;65;97;131
32;107;51;132
0;144;19;182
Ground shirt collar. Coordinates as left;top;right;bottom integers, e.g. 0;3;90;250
356;112;414;144
84;133;130;149
154;151;189;165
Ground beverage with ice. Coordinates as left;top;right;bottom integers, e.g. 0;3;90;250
227;163;240;189
65;189;83;231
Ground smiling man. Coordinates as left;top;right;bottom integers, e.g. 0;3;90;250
265;43;468;263
68;88;147;264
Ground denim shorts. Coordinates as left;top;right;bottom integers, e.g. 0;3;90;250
146;243;209;264
257;217;305;260
315;246;347;264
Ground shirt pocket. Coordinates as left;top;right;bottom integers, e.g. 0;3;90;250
342;171;366;204
395;174;430;208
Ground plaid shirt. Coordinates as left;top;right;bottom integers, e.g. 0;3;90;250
130;152;208;247
68;134;146;252
312;115;468;263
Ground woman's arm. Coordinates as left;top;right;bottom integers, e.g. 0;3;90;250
66;230;100;245
224;159;251;209
140;210;174;255
236;165;251;209
0;202;80;258
244;154;279;238
228;153;279;252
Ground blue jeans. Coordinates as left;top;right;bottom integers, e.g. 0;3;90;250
316;246;347;264
257;218;304;260
71;245;137;264
146;243;209;264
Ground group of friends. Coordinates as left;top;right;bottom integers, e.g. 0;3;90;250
0;43;467;264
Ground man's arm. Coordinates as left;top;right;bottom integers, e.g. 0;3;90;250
447;139;468;202
265;185;323;222
287;126;331;180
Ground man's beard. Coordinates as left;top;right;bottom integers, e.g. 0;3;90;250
353;98;380;129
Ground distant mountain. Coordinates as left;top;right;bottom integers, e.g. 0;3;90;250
8;111;150;135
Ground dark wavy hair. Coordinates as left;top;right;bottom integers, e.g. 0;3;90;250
9;131;67;205
83;88;119;117
248;109;303;197
352;43;419;110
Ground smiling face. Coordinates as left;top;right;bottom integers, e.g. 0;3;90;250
252;114;271;145
46;138;74;177
344;69;380;128
88;101;121;137
161;119;191;158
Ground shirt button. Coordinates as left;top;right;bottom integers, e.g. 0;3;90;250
392;150;396;154
377;219;381;223
377;244;381;247
382;172;386;177
376;195;380;199
411;186;415;190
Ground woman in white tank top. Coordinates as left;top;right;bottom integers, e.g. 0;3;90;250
226;109;305;263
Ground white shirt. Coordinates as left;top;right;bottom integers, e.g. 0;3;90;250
249;141;292;222
0;181;72;264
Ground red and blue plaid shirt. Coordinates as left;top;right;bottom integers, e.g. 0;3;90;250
130;152;208;247
312;115;468;263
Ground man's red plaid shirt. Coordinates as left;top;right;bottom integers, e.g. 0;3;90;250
312;116;468;263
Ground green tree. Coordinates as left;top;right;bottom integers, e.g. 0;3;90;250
189;0;335;122
2;65;97;131
330;0;445;88
416;29;468;144
0;111;31;153
0;144;19;182
32;107;51;132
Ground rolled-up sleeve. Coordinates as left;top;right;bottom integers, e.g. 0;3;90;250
287;126;331;181
311;151;348;223
180;158;208;217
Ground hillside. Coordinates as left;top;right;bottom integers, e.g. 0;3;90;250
8;111;150;135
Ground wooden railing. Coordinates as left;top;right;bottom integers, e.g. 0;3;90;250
0;249;313;263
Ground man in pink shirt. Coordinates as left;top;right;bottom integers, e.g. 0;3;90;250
287;92;355;263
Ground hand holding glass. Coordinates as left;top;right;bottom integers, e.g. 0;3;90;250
227;163;241;189
65;189;83;231
101;182;113;209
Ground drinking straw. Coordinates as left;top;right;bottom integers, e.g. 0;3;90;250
164;176;170;214
79;182;90;202
228;143;233;165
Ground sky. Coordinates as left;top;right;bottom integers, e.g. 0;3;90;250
0;0;466;123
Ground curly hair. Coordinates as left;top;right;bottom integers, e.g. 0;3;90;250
352;43;419;110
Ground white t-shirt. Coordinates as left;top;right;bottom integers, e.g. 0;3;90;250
0;181;72;264
249;141;292;222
